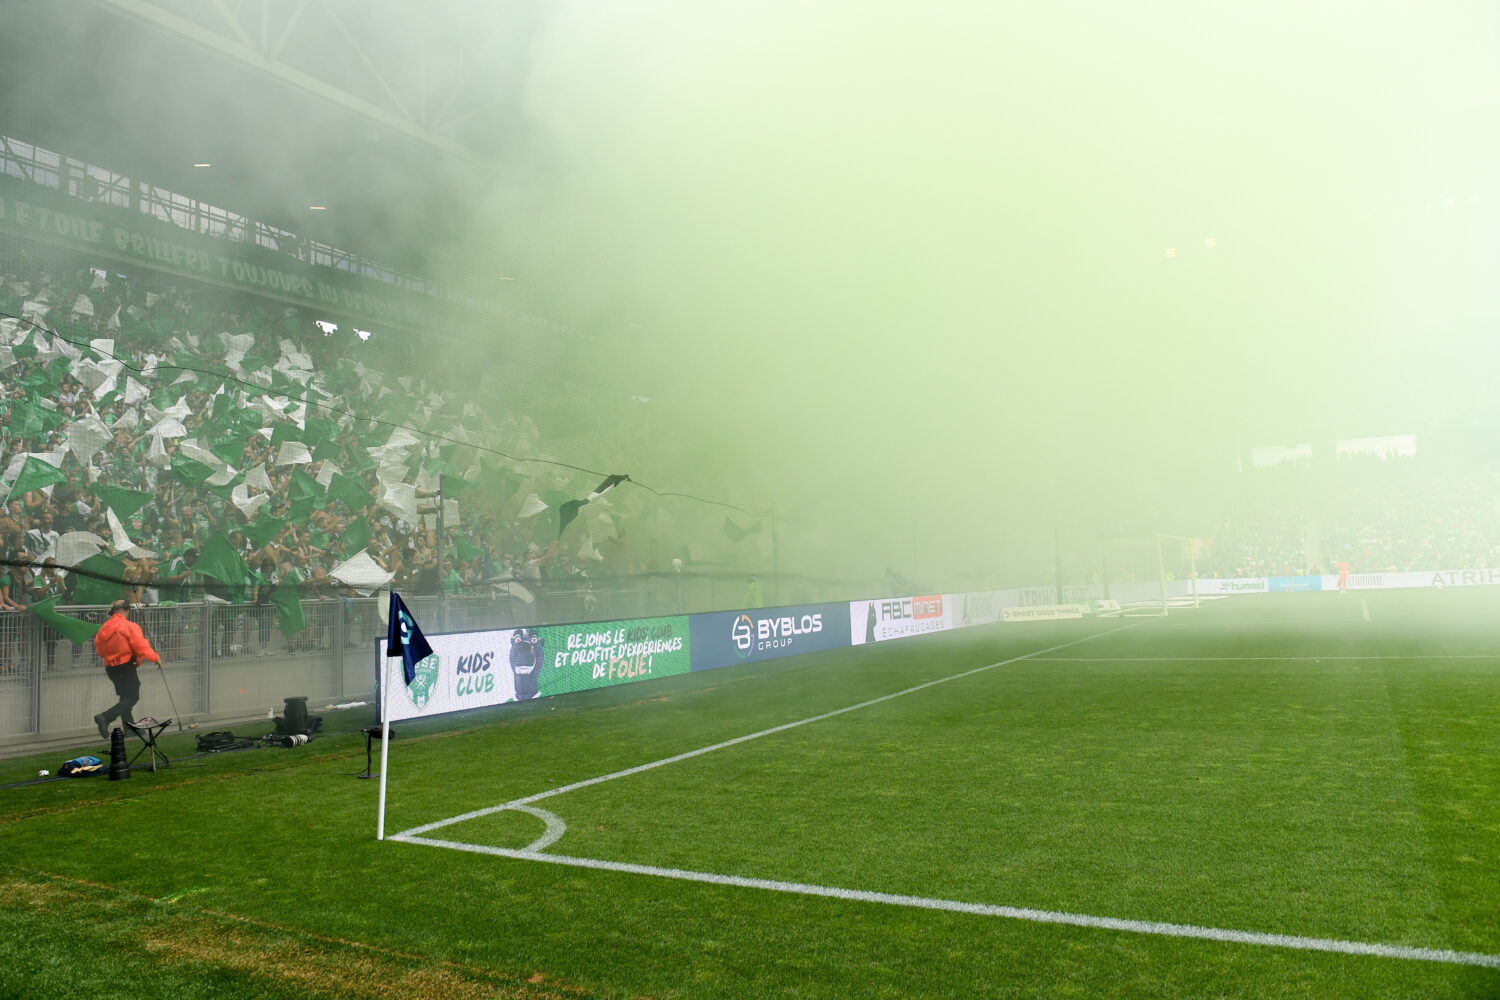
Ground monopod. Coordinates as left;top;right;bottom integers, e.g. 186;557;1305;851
156;663;183;731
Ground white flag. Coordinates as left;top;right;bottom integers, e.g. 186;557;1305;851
518;492;548;518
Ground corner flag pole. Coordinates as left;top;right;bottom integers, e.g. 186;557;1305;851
377;653;393;840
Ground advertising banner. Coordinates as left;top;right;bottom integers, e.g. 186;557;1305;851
690;602;851;672
957;590;1005;627
849;594;956;645
537;615;691;695
1000;604;1086;622
377;626;523;722
1337;568;1500;591
1268;575;1324;593
1427;567;1500;588
1194;577;1270;595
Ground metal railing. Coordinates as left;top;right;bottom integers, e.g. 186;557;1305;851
0;574;861;750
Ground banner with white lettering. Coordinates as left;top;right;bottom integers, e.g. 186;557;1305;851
690;602;851;671
537;615;691;694
376;627;522;722
1192;577;1269;595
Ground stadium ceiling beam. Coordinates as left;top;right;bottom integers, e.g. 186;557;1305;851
88;0;484;166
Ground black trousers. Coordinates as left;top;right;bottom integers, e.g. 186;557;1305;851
100;663;141;728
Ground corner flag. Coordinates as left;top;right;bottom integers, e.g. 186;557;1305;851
385;591;434;685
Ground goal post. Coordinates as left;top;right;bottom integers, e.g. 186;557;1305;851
1096;533;1200;616
1155;533;1200;615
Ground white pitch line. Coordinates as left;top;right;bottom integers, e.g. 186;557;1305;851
394;625;1137;840
1035;655;1500;662
389;835;1500;970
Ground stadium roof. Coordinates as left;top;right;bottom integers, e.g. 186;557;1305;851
0;0;543;276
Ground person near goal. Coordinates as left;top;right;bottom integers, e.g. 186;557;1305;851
92;600;162;740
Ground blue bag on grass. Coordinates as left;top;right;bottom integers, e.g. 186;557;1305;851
58;755;105;777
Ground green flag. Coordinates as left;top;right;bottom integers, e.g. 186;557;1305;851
291;466;324;500
43;355;71;389
454;536;485;562
209;432;248;468
210;390;237;424
327;473;373;514
169;456;215;486
72;554;127;606
7;398;53;438
7;456;67;498
193;533;249;603
269;577;306;635
340;516;372;558
304;415;336;446
92;484;153;520
11;328;38;360
15;369;50;391
241;514;286;550
270;422;304;449
288;495;316;522
195;364;232;395
311;435;343;464
27;596;101;645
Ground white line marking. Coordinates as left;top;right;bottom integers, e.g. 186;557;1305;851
507;805;567;852
395;625;1137;840
388;836;1500;969
1361;599;1371;621
1035;655;1500;662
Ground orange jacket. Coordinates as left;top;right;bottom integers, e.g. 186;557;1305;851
94;611;161;668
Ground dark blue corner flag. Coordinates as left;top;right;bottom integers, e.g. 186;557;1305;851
386;591;434;685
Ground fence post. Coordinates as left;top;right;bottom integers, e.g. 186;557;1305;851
27;614;42;736
200;602;212;715
335;597;345;699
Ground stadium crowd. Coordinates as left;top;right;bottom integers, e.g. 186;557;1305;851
1200;457;1500;577
0;248;660;635
8;242;1494;649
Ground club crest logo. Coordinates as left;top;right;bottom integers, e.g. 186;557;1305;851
407;653;439;709
395;606;439;710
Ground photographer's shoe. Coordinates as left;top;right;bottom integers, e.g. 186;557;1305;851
94;713;109;740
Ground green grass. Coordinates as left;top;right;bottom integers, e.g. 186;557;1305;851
2;589;1498;998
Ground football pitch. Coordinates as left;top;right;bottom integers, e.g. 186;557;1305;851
3;588;1498;998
